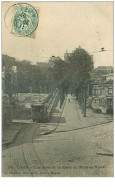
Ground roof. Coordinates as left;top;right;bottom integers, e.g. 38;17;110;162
31;103;44;106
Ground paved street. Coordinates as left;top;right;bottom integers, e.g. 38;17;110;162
2;95;113;177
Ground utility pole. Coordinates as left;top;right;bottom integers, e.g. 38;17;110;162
30;86;32;118
83;91;86;117
83;82;87;117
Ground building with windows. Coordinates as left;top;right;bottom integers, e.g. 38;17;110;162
92;72;113;97
89;71;113;113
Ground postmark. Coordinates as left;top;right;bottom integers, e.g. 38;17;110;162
5;3;39;37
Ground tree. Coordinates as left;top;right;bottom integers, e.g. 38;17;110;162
64;46;94;85
49;57;69;91
64;46;94;116
48;56;70;107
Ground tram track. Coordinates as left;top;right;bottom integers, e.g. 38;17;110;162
21;123;44;177
31;125;50;176
21;97;67;177
21;129;33;177
13;116;113;177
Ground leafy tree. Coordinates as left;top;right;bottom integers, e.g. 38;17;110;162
49;56;69;92
64;46;94;115
64;46;94;84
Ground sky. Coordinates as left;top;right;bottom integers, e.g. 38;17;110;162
2;1;113;68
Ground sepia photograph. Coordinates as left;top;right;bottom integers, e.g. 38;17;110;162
1;1;114;177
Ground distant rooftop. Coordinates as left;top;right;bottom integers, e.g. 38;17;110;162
90;66;113;81
95;66;113;70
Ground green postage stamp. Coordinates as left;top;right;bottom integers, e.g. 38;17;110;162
11;5;38;37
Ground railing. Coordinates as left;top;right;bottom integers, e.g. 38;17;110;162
47;89;59;113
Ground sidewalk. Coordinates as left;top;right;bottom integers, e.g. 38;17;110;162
57;94;113;132
56;94;113;154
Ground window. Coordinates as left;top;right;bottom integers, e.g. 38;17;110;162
101;88;105;95
32;106;38;112
99;99;102;106
108;88;113;94
107;99;113;106
93;89;98;96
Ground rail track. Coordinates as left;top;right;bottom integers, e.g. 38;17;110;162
21;96;67;177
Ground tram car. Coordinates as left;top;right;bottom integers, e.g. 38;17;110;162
31;89;59;122
31;102;49;122
90;95;113;114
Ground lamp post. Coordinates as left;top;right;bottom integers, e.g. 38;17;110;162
83;89;86;117
82;80;89;117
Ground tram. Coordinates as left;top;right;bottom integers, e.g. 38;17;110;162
31;89;59;122
31;102;48;122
